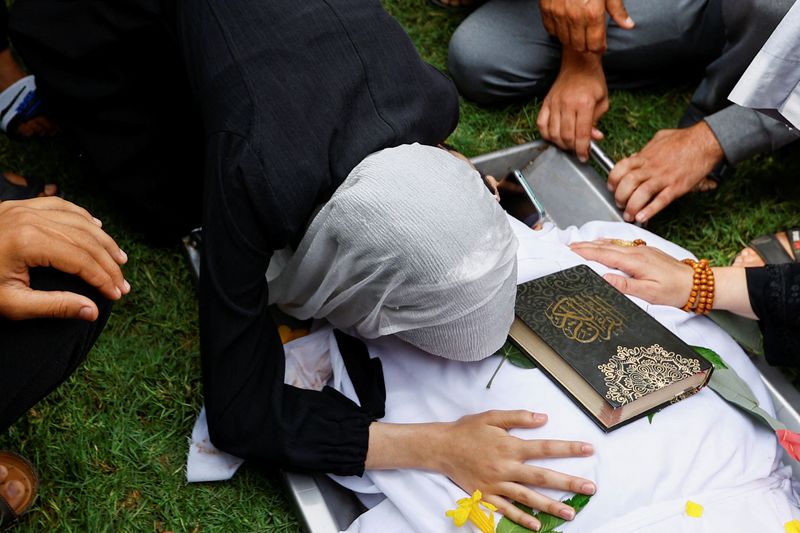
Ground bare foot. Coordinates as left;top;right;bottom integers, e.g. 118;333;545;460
0;50;59;138
733;231;792;267
2;172;59;198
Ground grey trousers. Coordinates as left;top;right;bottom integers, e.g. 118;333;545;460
449;0;799;164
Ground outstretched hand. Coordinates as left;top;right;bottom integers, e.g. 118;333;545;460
569;239;693;307
439;410;596;531
0;197;129;321
606;123;723;223
540;0;634;53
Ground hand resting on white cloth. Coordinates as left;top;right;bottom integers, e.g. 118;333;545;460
187;217;800;531
331;218;800;532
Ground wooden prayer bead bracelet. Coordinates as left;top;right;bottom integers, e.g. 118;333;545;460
681;258;714;315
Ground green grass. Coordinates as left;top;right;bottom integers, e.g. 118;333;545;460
2;1;800;531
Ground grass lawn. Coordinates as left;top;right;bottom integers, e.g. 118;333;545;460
2;1;799;531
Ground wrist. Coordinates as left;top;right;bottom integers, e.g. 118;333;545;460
366;421;451;472
710;267;757;319
691;121;724;165
561;47;603;73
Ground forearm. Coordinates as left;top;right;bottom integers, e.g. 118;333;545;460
710;267;756;319
366;421;449;471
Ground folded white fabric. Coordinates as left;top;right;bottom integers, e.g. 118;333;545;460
729;0;800;129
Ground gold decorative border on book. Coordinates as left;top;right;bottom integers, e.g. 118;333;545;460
598;344;702;405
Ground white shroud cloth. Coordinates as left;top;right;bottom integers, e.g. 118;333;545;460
332;219;800;532
187;218;800;531
729;0;800;129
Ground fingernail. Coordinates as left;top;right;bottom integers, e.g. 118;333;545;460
92;217;102;227
114;287;122;299
623;213;632;222
607;183;614;191
118;249;128;262
581;443;594;455
626;16;635;27
527;519;541;531
635;213;646;223
582;482;596;494
79;306;94;320
123;280;131;293
559;508;575;520
532;412;547;423
579;155;587;163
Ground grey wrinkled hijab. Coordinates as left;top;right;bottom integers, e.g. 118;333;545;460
268;143;518;361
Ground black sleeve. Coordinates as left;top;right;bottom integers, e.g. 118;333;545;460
746;264;800;367
199;132;384;476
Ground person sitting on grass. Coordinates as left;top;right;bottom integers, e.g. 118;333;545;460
0;197;128;529
447;0;800;224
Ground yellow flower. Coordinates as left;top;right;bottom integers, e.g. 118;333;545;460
685;500;704;518
278;325;309;344
445;490;498;533
785;519;800;533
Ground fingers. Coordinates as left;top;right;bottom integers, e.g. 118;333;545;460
484;494;542;532
41;209;127;265
606;0;634;29
484;410;549;430
574;103;593;162
554;15;571;49
3;196;96;224
0;287;99;321
568;18;586;53
630;188;674;224
585;19;606;53
569;240;647;279
540;0;556;36
494;475;594;522
622;176;663;222
606;153;641;192
20;225;125;300
537;103;551;142
521;438;594;460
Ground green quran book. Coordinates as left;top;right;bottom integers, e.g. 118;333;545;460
510;265;713;432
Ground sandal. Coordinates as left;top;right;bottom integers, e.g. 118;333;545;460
748;228;800;264
0;451;39;531
0;172;58;201
0;76;46;138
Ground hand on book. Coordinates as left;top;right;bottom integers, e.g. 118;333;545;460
570;240;693;308
438;410;596;531
569;239;756;319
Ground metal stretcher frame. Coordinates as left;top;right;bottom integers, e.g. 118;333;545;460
186;140;800;533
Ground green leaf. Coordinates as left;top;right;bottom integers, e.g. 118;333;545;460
647;411;656;424
692;345;727;370
561;494;591;514
497;516;535;533
502;341;537;369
